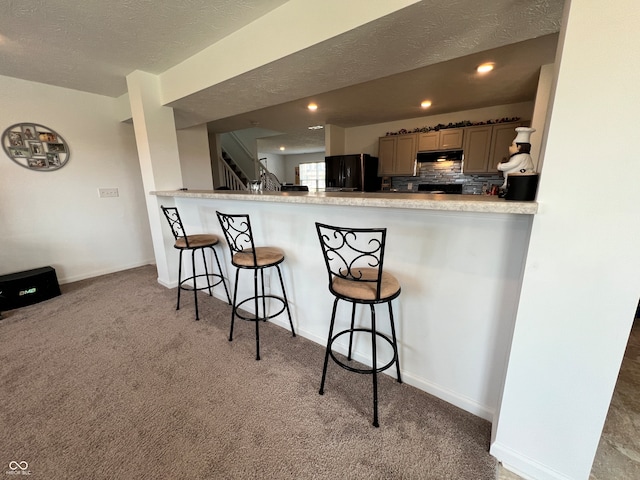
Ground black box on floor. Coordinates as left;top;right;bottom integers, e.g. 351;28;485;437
0;266;61;311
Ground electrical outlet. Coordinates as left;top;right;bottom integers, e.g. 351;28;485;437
407;182;413;191
98;188;119;198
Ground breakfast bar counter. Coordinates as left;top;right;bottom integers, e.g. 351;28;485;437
151;189;538;215
150;189;536;423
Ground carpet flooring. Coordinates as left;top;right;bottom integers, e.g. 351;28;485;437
0;265;496;479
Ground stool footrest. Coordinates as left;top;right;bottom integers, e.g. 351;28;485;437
328;328;398;375
234;295;287;322
179;273;225;292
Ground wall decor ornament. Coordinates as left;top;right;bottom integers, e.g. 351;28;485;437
385;117;521;136
2;123;70;171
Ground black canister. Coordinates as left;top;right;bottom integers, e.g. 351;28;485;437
505;172;539;201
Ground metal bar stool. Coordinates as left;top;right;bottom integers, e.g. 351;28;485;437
161;206;230;320
216;211;295;360
315;222;402;427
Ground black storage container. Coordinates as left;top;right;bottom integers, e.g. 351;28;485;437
505;173;539;201
0;266;61;312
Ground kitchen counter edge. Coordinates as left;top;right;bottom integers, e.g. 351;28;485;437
150;190;538;215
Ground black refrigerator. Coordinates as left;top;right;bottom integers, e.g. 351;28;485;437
325;154;381;192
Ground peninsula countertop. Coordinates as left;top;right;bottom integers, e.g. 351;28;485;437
151;189;538;215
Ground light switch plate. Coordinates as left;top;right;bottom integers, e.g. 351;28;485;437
98;188;119;198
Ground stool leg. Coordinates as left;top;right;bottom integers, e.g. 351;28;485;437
370;304;379;428
201;247;213;296
229;268;240;342
275;265;295;336
254;269;260;361
212;247;231;305
176;250;184;311
319;297;339;395
388;302;402;383
348;302;356;360
191;249;199;321
260;268;267;322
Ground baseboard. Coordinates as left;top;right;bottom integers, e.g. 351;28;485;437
490;442;573;480
158;277;177;289
58;259;156;285
399;371;494;421
268;317;494;421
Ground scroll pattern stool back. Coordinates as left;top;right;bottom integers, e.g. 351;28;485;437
161;206;230;320
216;211;295;360
315;222;402;427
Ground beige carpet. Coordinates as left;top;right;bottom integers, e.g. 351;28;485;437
0;265;496;479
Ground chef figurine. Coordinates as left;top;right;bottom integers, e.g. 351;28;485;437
497;127;536;189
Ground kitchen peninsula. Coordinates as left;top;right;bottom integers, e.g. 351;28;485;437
153;189;538;214
151;189;537;422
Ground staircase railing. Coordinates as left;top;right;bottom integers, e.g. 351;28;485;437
259;163;281;191
218;149;282;192
220;159;247;191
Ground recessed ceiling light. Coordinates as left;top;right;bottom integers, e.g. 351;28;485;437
307;103;318;111
308;125;324;130
420;100;432;108
477;63;495;73
279;146;285;151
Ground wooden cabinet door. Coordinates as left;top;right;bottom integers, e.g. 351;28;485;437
418;132;439;151
395;134;417;175
489;123;520;173
440;129;463;150
462;126;492;173
418;129;463;151
378;136;397;175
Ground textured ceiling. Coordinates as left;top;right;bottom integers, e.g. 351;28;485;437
0;0;288;97
0;0;565;155
174;1;564;126
209;33;559;154
175;0;565;153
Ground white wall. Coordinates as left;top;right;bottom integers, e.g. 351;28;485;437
491;1;640;479
177;124;214;190
529;64;555;173
0;75;154;284
345;102;535;155
325;124;346;156
283;152;325;184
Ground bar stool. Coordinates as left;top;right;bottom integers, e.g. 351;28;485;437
161;206;230;321
315;222;402;427
216;211;295;360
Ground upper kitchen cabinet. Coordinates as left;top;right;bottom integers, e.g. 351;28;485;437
378;134;417;176
462;122;525;174
418;128;463;151
461;126;492;173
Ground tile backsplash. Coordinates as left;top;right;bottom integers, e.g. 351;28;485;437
392;160;503;194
